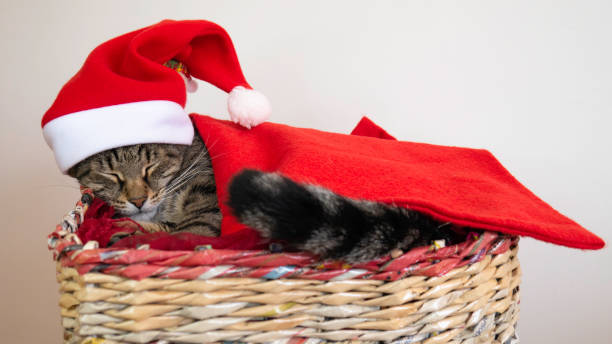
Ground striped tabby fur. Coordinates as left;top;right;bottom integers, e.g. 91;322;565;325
228;170;444;262
70;127;446;262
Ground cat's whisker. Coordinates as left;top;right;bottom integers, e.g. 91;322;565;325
203;138;219;152
157;147;216;200
162;151;208;192
161;169;211;198
208;152;229;161
161;151;216;199
202;132;212;148
164;168;201;193
161;171;204;196
160;176;197;198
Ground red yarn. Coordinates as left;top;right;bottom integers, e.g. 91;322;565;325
77;198;268;250
76;198;142;247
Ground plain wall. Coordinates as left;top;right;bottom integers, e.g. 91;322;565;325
1;1;610;342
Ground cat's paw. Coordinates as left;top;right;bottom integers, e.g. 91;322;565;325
112;219;143;230
114;219;167;233
138;222;170;233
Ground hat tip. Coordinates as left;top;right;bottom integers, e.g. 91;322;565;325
227;86;271;128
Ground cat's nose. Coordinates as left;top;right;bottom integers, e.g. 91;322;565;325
129;197;147;209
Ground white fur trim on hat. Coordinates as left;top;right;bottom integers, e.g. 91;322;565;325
227;86;271;129
43;100;194;173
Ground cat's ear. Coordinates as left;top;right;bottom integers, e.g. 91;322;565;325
67;165;79;178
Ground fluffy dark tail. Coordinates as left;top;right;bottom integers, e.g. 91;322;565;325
228;169;444;263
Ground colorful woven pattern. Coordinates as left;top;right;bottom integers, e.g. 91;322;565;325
50;191;521;344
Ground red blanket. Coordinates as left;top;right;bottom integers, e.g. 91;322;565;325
191;114;604;250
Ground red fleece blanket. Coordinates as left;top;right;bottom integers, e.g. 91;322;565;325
191;114;603;250
78;116;604;250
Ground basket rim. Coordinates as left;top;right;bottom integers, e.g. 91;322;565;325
49;190;518;281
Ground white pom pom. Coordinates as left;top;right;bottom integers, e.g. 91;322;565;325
227;86;271;129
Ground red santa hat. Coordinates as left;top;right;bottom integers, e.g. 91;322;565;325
42;19;271;173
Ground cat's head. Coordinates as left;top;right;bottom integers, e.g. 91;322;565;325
68;143;189;220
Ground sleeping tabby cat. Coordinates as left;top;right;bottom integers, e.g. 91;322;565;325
69;129;449;263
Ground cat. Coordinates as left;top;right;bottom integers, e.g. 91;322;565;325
69;128;452;263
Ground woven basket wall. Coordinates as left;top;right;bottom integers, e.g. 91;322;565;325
49;192;521;344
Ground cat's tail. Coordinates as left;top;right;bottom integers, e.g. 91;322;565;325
227;169;442;263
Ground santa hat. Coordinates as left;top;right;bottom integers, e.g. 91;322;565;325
42;19;271;173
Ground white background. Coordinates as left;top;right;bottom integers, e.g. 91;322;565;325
1;1;610;342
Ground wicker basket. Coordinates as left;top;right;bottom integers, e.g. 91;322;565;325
49;192;521;344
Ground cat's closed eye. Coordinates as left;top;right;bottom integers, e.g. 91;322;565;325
99;172;124;185
143;162;159;182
